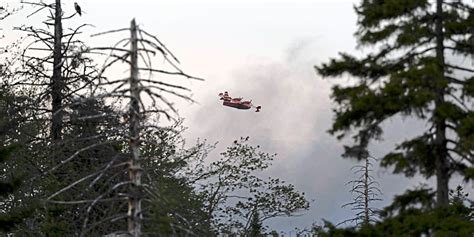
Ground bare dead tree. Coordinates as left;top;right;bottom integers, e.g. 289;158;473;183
128;19;142;236
43;18;202;236
10;1;94;140
339;155;382;227
50;0;63;140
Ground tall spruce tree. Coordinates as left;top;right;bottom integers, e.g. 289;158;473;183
316;0;473;206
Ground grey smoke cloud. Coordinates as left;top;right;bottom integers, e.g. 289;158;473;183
183;38;368;229
182;38;473;232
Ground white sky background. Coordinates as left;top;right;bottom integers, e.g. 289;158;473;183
3;0;473;233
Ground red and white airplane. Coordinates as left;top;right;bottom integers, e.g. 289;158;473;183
218;91;261;112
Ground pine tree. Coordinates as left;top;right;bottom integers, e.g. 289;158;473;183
316;0;474;207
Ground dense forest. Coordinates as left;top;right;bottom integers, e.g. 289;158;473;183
0;0;473;236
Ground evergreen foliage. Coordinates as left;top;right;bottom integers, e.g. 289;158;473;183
316;0;474;207
0;140;21;232
0;87;38;232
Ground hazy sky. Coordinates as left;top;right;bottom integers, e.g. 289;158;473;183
3;0;473;233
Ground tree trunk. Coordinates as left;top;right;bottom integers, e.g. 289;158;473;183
363;157;369;225
128;19;142;237
51;0;63;140
434;0;449;207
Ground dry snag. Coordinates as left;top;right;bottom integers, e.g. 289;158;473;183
340;155;382;227
44;18;201;236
